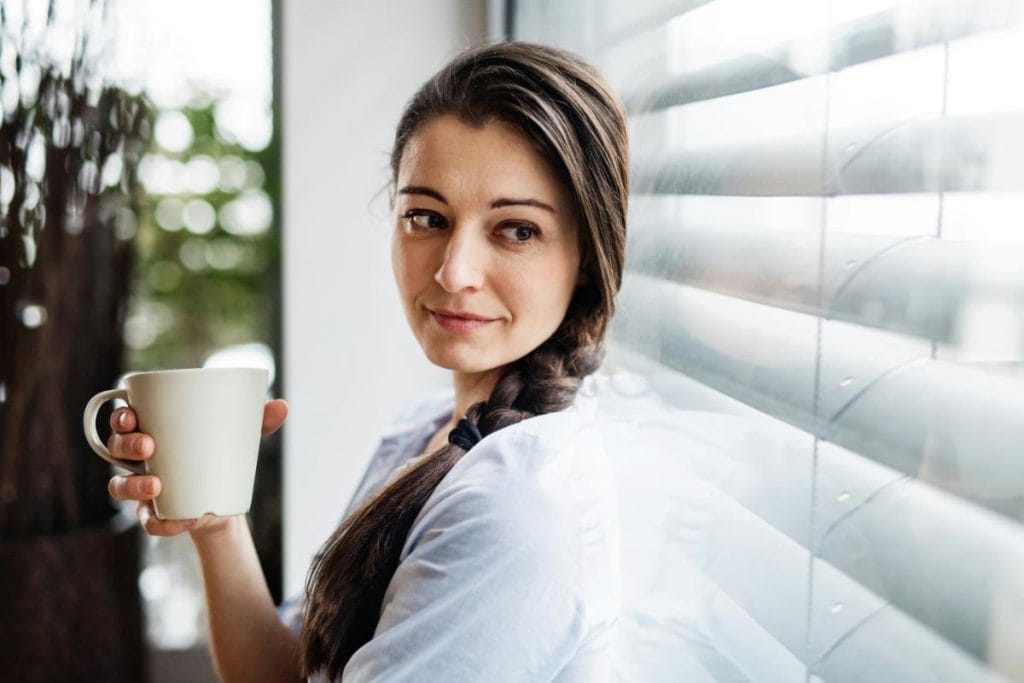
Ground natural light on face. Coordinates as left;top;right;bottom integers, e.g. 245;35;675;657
391;114;582;383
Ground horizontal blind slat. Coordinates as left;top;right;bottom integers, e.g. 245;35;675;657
627;226;1024;346
631;111;1024;196
601;0;713;47
618;0;1024;113
814;605;1009;683
818;473;1024;662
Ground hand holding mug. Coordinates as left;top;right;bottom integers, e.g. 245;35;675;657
83;367;275;532
104;399;288;537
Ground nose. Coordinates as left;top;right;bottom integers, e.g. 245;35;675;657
434;226;485;292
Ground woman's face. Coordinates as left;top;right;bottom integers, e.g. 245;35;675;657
392;114;582;380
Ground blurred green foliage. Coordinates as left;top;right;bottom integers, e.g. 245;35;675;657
126;99;279;370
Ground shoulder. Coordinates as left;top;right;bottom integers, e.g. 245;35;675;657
340;387;453;520
403;376;620;625
446;373;611;517
424;378;606;519
379;386;454;441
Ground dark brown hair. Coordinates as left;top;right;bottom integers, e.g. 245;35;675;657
300;41;629;679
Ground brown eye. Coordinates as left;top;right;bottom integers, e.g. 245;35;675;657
499;223;538;243
403;210;446;230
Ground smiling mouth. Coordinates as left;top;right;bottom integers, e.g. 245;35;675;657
429;310;496;333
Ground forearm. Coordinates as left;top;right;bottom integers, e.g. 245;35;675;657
191;516;302;683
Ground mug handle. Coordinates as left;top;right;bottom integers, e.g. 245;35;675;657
82;389;147;475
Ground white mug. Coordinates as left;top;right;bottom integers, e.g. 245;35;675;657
83;367;269;520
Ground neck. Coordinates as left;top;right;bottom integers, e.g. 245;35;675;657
448;367;504;429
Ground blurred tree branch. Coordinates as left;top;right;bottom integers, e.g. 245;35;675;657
0;0;151;535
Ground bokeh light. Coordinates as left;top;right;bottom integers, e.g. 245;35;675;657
184;155;219;194
219;190;272;236
182;198;216;234
154;197;185;231
154;110;194;152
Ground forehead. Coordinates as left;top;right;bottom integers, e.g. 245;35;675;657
397;114;572;208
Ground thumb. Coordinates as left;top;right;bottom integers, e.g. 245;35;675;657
261;399;289;436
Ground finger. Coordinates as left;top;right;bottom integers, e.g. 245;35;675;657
261;399;289;436
109;407;138;434
138;501;196;537
108;474;162;501
106;432;154;461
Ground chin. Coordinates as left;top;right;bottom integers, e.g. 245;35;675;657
422;347;499;374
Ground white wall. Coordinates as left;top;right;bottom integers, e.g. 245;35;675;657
282;1;489;597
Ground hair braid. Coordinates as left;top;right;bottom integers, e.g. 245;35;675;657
470;338;603;434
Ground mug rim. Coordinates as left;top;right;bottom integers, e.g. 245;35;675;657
124;366;269;379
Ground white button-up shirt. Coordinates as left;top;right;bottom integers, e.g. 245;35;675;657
281;375;621;682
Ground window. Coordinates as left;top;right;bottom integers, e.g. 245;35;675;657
513;1;1024;679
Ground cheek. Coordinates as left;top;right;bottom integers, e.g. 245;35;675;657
392;238;441;312
390;233;405;287
511;258;577;329
541;245;581;311
391;243;419;320
392;237;419;289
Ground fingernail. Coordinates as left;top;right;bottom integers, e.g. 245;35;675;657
118;411;127;428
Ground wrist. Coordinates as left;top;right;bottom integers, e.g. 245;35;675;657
189;513;248;547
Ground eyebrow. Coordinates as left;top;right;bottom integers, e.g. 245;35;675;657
398;185;557;214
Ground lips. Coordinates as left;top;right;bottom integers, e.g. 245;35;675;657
429;308;496;332
431;308;495;322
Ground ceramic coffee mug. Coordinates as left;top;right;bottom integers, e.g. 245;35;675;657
83;367;268;520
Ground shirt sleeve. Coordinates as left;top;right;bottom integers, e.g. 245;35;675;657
341;457;588;682
278;391;455;640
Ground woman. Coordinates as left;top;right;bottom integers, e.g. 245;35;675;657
106;41;629;681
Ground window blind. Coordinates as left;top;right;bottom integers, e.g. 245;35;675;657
513;1;1024;681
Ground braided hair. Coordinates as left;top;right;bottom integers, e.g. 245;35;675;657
300;41;629;680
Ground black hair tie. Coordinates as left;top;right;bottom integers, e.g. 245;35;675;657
448;418;483;451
